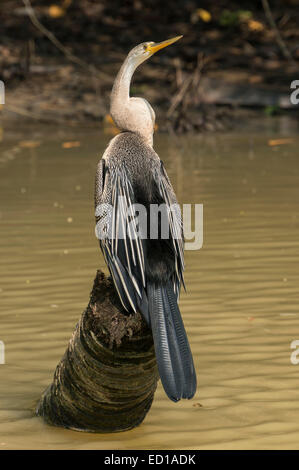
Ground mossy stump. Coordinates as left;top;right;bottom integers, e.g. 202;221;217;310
36;270;159;433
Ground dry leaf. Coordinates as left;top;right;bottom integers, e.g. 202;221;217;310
48;5;65;18
62;141;81;149
19;140;41;148
103;114;115;125
268;138;294;146
103;114;120;136
247;19;264;32
197;9;212;23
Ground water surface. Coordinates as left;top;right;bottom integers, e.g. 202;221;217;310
0;119;299;449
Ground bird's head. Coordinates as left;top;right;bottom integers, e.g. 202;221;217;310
126;36;183;68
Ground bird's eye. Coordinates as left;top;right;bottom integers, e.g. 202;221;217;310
143;44;148;52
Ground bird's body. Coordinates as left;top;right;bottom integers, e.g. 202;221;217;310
95;37;196;402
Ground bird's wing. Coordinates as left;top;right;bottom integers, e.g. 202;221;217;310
158;161;185;294
95;161;148;317
95;156;184;317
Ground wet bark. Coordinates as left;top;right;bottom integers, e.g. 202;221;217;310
36;270;158;433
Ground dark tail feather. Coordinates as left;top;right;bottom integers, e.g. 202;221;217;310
165;283;197;399
148;282;197;402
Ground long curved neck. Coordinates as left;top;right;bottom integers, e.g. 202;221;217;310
110;55;154;147
111;57;135;114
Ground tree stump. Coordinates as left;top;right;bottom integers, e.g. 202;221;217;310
36;270;159;433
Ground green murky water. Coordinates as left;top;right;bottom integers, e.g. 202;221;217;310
0;119;299;449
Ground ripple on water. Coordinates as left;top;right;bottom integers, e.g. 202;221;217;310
1;125;299;449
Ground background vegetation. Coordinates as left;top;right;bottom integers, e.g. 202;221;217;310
1;0;298;131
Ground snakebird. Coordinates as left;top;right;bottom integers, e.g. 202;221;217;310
95;36;197;402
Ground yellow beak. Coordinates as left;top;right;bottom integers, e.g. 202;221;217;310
146;35;183;54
